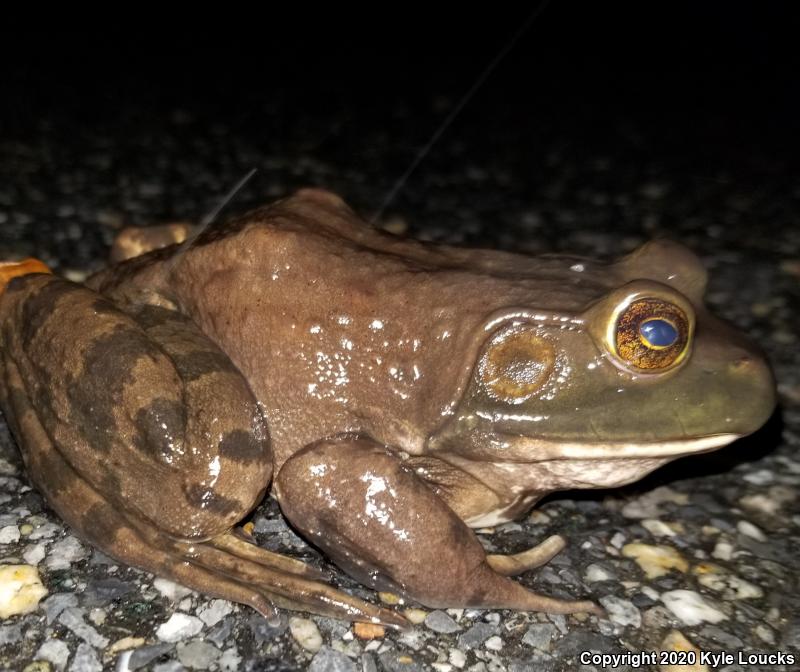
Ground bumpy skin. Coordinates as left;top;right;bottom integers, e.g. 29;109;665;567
0;189;776;626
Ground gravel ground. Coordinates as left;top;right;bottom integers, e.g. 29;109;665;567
1;15;799;672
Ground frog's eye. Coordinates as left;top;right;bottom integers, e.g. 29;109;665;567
614;299;690;370
480;329;555;402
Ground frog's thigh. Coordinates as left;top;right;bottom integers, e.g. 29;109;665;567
0;273;270;539
275;436;600;615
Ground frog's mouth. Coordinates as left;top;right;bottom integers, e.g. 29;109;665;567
497;432;741;461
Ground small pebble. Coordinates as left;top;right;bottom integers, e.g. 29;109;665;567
177;640;222;670
641;519;680;537
457;622;496;649
197;599;233;627
522;623;557;650
403;608;427;625
42;593;78;624
153;577;195;601
737;520;766;541
378;591;402;605
661;590;727;625
754;623;775;644
34;640;70;671
742;469;774;485
353;622;385;640
0;524;21;544
289;616;323;652
308;646;356;672
621;487;687;519
156;612;205;642
584;563;615;582
68;643;102;672
218;647;242;672
425;610;461;633
107;636;146;655
484;635;503;651
696;572;763;600
23;543;47;566
45;536;87;570
58;607;109;648
711;540;733;561
0;564;48;618
599;596;642;628
622;543;688;578
449;649;466;669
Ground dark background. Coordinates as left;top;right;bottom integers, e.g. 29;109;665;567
2;4;797;241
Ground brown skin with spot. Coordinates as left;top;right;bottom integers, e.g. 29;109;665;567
0;189;776;626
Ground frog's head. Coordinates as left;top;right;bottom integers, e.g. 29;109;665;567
428;241;776;490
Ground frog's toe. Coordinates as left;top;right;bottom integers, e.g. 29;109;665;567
180;536;410;629
486;534;566;576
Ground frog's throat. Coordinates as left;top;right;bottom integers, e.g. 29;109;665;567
497;432;740;461
0;259;52;295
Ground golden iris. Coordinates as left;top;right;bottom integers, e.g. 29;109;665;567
615;299;689;370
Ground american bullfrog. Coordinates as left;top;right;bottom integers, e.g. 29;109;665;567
0;189;776;627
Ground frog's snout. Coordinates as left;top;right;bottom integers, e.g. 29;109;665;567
0;259;52;295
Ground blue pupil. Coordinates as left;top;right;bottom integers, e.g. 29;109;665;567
639;319;678;348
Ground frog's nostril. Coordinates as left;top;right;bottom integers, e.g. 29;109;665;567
731;355;754;371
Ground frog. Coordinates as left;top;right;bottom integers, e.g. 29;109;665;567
0;188;776;628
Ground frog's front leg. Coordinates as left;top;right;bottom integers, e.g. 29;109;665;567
0;268;407;628
275;436;600;615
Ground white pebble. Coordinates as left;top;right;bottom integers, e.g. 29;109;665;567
35;639;70;671
153;577;195;601
156;612;205;642
661;590;727;625
599;596;641;628
218;647;243;672
289;616;323;652
712;540;733;561
609;532;626;548
449;648;467;669
0;564;48;618
737;520;766;541
641;519;677;537
584;564;614;582
197;598;233;626
742;469;774;485
484;635;503;651
0;525;20;544
23;542;47;565
45;536;87;570
28;521;61;540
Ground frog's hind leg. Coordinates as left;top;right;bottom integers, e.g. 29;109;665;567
486;535;567;576
276;436;601;616
110;222;194;262
0;271;408;628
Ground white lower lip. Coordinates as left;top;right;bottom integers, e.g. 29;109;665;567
504;433;741;460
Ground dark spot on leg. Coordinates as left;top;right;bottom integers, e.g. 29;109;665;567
172;350;241;382
68;324;164;451
132;397;185;460
20;277;79;340
218;429;267;462
183;483;240;517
